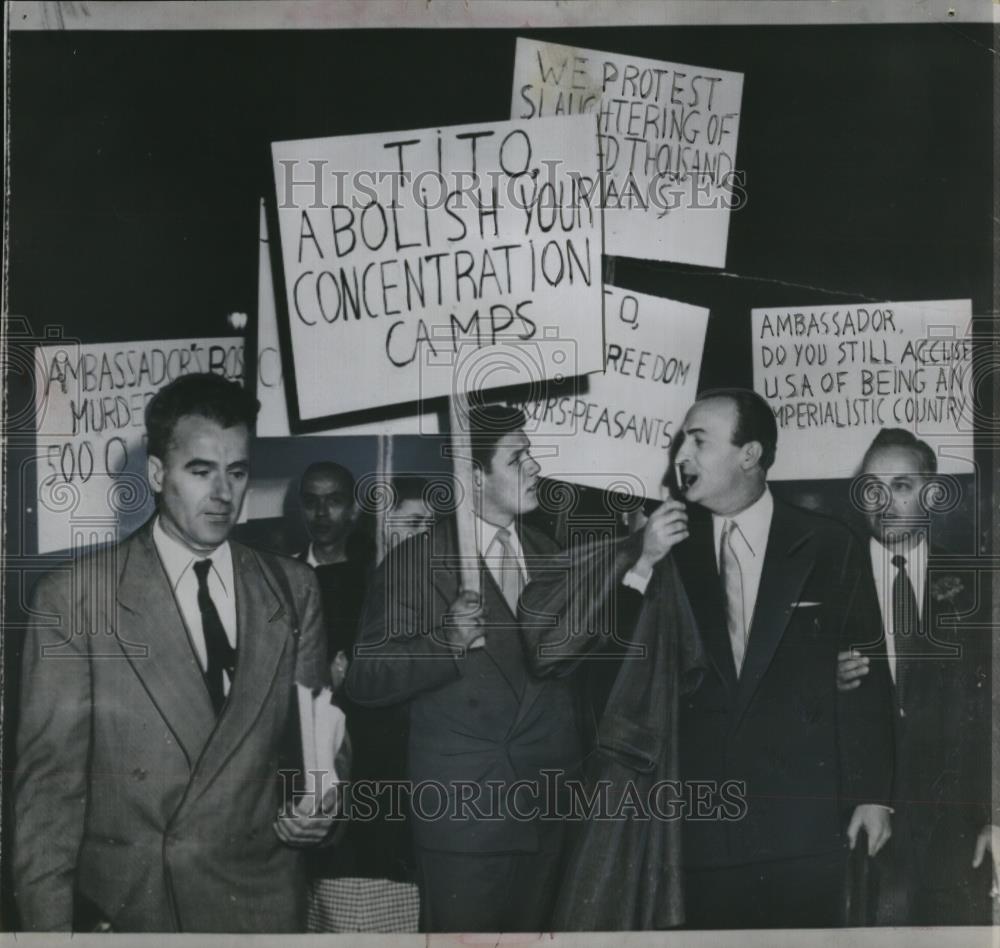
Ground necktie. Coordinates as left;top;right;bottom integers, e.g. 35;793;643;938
891;553;920;710
720;520;748;675
193;559;236;714
490;527;524;614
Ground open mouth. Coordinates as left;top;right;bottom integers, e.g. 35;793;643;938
678;470;699;493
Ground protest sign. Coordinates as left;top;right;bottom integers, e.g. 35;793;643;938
512;37;743;268
255;201;439;435
510;286;708;498
270;115;603;426
752;299;974;480
34;337;244;553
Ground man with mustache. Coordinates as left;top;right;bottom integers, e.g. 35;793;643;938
13;373;336;932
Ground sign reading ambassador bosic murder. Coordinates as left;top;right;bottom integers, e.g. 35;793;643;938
512;38;743;268
752;299;974;480
34;336;244;553
271;116;604;425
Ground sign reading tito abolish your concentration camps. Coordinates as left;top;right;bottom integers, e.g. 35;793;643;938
34;337;244;553
271;115;603;425
511;37;743;268
511;286;708;498
752;299;974;480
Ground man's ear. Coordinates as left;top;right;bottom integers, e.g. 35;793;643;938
742;441;763;470
147;453;165;493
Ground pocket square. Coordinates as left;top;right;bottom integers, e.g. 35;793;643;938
790;600;822;608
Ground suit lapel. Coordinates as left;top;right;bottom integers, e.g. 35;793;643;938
676;511;738;692
429;517;526;697
115;525;216;769
733;503;815;722
187;544;293;799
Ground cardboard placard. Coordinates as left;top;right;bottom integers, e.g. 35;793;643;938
270;115;604;426
752;299;974;480
512;37;743;267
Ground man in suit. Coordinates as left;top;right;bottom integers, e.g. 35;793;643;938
13;373;337;933
837;427;993;924
664;388;895;927
346;405;580;933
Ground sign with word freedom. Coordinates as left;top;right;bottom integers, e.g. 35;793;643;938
752;299;974;480
512;37;743;268
271;115;604;425
512;286;708;498
255;202;438;435
34;337;244;553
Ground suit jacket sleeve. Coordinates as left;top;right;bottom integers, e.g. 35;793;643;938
13;568;92;931
835;531;895;810
345;534;464;707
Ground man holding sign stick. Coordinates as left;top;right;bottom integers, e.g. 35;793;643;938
347;405;579;933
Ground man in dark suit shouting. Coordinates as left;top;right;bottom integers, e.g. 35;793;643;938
347;405;579;933
663;388;895;927
13;374;336;933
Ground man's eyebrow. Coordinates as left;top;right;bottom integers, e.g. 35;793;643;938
684;426;706;436
184;457;217;469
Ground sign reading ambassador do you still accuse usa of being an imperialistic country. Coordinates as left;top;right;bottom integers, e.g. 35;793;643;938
33;337;244;554
270;115;604;427
752;299;974;481
511;37;744;269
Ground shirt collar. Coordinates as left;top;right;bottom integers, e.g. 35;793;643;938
712;487;773;560
475;514;522;559
305;543;319;569
870;534;927;571
152;515;233;595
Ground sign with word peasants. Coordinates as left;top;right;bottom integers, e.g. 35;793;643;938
752;299;973;480
512;37;743;268
35;337;244;553
511;286;708;498
271;115;603;426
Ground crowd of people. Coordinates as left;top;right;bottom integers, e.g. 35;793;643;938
9;373;994;932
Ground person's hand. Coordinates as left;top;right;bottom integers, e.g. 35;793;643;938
634;500;688;576
972;824;1000;898
837;649;870;692
273;782;341;847
847;804;892;856
443;589;485;650
329;650;349;692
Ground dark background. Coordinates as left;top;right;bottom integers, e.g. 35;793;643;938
4;23;995;928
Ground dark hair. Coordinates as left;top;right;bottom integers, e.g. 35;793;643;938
389;475;432;507
695;387;778;471
299;461;356;494
145;373;259;460
860;427;937;475
467;404;527;473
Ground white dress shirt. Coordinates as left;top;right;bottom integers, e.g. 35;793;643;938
869;536;927;684
622;489;774;621
711;488;774;634
152;517;238;692
477;515;527;588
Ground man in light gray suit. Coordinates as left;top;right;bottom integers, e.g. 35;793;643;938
13;373;337;933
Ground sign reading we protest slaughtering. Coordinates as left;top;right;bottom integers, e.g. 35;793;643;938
511;286;708;498
271;116;603;425
512;38;743;268
34;337;244;553
752;300;974;480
